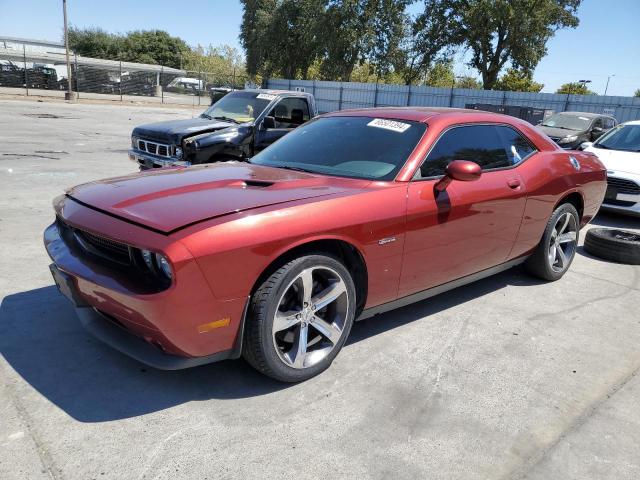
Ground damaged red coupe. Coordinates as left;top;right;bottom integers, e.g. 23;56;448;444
45;107;606;382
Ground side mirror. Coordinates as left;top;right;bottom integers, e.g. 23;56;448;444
262;116;276;130
579;141;593;150
434;160;482;192
592;126;604;133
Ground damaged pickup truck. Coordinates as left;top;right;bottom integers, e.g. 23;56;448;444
129;89;317;169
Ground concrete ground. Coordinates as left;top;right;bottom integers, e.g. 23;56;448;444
0;98;639;480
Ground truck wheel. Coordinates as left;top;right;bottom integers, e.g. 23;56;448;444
525;203;580;281
584;228;640;265
243;254;356;382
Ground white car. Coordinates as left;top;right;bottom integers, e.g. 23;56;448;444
582;120;640;217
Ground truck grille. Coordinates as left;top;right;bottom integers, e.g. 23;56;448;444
607;177;640;195
137;139;172;158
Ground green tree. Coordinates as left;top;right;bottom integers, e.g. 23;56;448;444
68;27;189;69
455;76;482;89
392;0;456;85
634;89;640;97
439;0;581;89
424;61;455;87
494;68;544;92
556;82;596;95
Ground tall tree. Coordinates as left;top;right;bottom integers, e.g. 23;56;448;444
392;0;455;85
239;0;278;77
634;89;640;98
320;0;410;81
441;0;581;89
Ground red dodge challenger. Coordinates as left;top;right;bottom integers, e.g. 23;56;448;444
45;107;606;382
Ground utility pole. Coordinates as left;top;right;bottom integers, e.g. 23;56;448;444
604;75;614;96
62;0;76;101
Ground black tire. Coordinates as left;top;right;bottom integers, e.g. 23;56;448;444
243;254;356;382
584;228;640;265
525;203;580;281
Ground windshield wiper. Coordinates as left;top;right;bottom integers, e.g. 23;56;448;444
543;125;574;130
200;113;213;120
269;164;316;174
212;116;240;124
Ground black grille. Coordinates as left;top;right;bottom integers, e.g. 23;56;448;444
607;177;640;195
158;145;168;156
76;230;131;263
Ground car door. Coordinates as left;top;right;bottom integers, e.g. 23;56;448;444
398;124;535;297
254;96;311;151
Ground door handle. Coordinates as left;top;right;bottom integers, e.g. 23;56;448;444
507;179;521;189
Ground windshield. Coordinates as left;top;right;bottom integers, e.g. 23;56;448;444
595;124;640;152
201;91;273;123
250;116;426;180
541;113;593;131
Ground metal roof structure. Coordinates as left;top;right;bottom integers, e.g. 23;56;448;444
0;46;184;74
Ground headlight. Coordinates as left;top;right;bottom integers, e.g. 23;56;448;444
131;136;138;148
175;146;183;159
140;249;173;281
558;135;578;144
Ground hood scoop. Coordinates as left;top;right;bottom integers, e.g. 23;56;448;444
240;179;274;188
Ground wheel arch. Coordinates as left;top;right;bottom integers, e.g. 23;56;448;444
250;238;369;317
555;190;584;222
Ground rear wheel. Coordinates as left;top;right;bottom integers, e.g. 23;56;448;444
243;254;356;382
525;203;579;281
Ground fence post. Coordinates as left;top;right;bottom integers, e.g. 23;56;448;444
161;66;164;104
232;67;236;90
563;93;570;112
74;53;79;98
23;44;29;96
198;67;201;106
407;84;411;106
373;80;379;107
288;79;292;91
119;61;123;101
448;85;454;108
338;83;343;111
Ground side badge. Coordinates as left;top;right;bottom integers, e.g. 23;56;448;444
569;156;580;171
378;237;396;245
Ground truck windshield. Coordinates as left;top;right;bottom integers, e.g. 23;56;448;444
250;116;426;180
201;91;272;123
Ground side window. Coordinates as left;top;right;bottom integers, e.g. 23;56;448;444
604;117;616;129
592;118;604;129
420;125;522;178
268;97;310;128
495;125;537;165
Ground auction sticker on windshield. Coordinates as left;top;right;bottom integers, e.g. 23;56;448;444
257;93;277;101
367;118;411;133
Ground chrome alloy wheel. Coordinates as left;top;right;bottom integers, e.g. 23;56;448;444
272;266;349;369
548;212;578;273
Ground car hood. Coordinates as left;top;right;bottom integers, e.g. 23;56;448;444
132;117;238;144
66;163;365;233
584;146;640;176
537;125;585;139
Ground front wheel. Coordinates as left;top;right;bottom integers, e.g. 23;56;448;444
243;254;356;382
525;203;580;281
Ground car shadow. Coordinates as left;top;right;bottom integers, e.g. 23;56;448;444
0;266;542;423
589;211;639;230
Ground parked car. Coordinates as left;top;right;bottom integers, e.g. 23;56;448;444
129;89;317;169
45;108;606;382
537;111;617;149
581;120;640;216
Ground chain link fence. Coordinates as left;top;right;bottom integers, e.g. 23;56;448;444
0;49;251;106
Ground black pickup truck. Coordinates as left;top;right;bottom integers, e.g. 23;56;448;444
129;89;317;169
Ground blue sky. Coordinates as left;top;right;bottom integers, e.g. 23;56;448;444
1;0;638;95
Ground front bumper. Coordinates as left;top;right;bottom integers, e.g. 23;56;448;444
44;210;247;368
128;149;191;170
52;262;235;369
601;175;640;217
